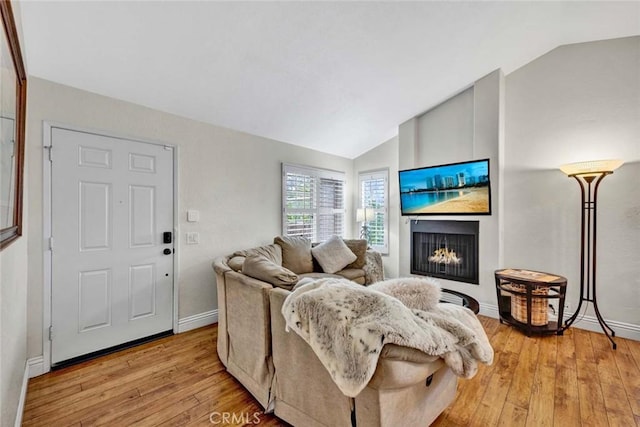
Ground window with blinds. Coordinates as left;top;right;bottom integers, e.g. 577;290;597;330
283;164;345;242
359;169;389;254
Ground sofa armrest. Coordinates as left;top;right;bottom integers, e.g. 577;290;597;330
212;256;232;275
222;270;275;408
225;271;273;356
379;344;440;364
368;353;444;390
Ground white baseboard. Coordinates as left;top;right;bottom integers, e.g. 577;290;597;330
177;309;218;333
558;311;640;341
479;302;499;319
28;356;45;378
15;360;30;427
479;302;640;341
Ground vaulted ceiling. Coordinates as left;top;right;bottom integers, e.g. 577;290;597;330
18;1;640;158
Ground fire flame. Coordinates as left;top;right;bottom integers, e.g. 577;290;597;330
428;248;462;265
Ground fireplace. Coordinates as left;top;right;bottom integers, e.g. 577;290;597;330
410;220;479;284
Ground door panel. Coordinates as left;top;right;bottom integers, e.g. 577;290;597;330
51;128;174;364
79;145;111;168
129;185;155;247
129;263;156;320
129;152;155;173
79;181;111;251
78;269;112;331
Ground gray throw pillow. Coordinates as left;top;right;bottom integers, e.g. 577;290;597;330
227;256;246;272
343;239;368;269
242;254;299;289
311;235;357;274
274;235;314;274
233;243;283;265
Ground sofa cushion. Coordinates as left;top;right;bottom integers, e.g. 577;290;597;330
311;235;357;274
297;270;365;286
274;236;314;274
242;254;299;289
343;239;368;269
335;268;365;284
298;272;345;281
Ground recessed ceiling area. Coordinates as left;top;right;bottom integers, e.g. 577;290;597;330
18;1;640;158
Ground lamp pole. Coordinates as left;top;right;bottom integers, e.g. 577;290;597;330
560;159;623;350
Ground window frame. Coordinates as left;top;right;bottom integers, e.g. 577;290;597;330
282;163;346;242
358;168;389;254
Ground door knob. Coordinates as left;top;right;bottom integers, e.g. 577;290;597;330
163;248;172;255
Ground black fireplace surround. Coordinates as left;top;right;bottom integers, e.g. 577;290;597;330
410;220;479;284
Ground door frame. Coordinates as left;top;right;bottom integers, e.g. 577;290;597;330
42;121;180;373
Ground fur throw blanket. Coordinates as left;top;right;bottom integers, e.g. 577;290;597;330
282;277;493;397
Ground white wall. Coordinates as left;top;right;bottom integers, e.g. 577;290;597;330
25;77;353;360
352;136;399;278
396;70;504;310
1;138;28;425
416;87;474;166
1;236;28;427
504;36;640;327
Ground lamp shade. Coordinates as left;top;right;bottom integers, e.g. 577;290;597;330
560;159;624;177
356;207;375;222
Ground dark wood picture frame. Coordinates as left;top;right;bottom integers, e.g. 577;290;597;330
0;0;26;250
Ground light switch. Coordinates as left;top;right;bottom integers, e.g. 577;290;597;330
187;210;200;222
186;232;200;245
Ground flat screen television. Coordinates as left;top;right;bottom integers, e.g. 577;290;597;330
399;158;491;215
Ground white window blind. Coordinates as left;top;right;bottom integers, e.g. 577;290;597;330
283;164;346;242
359;169;389;254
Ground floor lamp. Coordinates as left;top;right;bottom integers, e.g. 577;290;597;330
560;159;623;350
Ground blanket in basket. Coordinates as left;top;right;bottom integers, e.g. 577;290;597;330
282;277;493;397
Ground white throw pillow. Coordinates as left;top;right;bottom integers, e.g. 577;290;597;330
311;235;357;274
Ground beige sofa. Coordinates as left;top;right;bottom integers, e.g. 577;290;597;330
212;237;457;426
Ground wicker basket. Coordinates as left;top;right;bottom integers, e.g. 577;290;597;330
506;283;549;326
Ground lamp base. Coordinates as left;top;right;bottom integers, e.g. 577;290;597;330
564;298;616;350
359;225;370;242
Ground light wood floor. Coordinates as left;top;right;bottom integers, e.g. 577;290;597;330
23;317;640;426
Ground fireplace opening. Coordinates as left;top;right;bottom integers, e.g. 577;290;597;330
411;220;479;284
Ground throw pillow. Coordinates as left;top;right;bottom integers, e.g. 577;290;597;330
242;254;299;289
311;235;357;274
233;244;283;265
274;236;314;274
369;277;441;311
227;256;245;272
343;239;368;269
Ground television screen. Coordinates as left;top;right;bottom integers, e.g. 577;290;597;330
399;158;491;215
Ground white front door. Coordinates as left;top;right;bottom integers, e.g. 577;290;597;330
50;127;174;365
